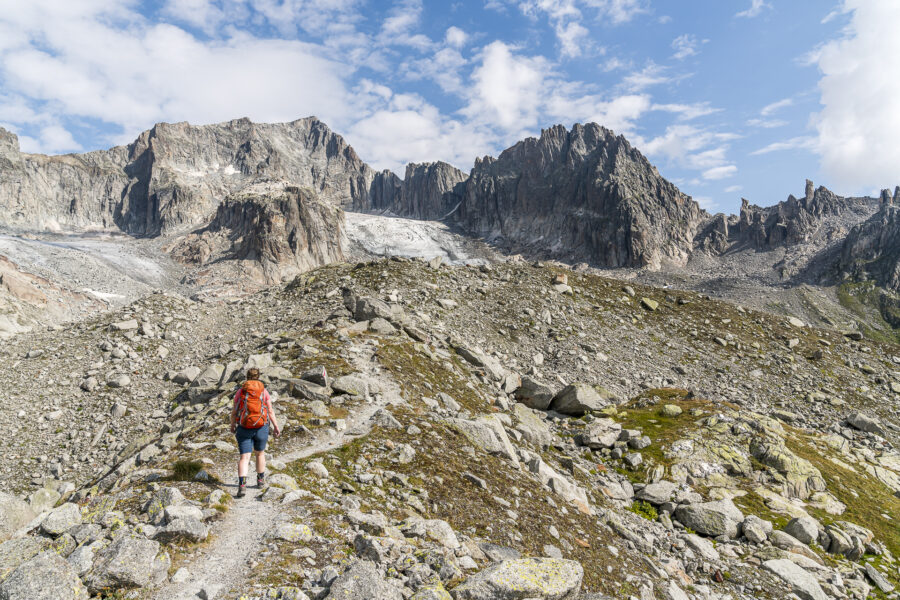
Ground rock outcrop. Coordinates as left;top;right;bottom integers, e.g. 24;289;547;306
0;118;375;235
171;180;344;285
836;189;900;292
452;123;704;269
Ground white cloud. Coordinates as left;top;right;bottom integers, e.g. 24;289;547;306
653;102;719;120
17;124;81;154
622;62;673;91
671;34;700;60
746;118;787;129
636;124;738;180
736;0;771;18
0;1;354;143
760;97;793;116
750;136;815;155
161;0;226;35
585;0;648;24
702;165;736;180
724;185;742;193
814;0;900;192
444;26;468;48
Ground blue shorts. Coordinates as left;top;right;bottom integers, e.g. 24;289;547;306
235;424;269;454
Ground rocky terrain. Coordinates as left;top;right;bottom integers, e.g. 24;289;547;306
1;116;900;599
0;257;898;600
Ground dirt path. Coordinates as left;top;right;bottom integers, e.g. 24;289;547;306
149;343;400;600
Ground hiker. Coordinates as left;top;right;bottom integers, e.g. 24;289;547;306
230;367;280;498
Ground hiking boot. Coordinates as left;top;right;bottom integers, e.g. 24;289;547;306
256;473;265;488
235;484;246;498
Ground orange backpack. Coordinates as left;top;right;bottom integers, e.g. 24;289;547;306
239;380;268;429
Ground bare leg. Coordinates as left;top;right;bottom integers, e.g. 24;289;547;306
238;453;251;478
256;451;266;474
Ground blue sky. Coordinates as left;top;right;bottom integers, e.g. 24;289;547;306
0;0;897;214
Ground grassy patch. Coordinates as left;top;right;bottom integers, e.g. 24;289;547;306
169;460;206;481
787;434;900;557
837;281;900;345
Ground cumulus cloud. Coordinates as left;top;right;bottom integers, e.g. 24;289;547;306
736;0;771;18
17;124;82;154
814;0;900;191
0;0;353;143
636;124;739;180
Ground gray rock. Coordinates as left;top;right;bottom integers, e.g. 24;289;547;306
451;557;583;599
512;404;552;447
155;517;209;543
106;374;131;388
40;503;81;537
0;551;87;600
27;488;61;514
272;522;313;543
85;535;164;592
172;366;201;385
681;533;719;562
192;364;224;388
447;416;518;464
0;493;35;541
0;537;51;580
325;560;402;600
783;516;820;545
300;366;329;387
673;499;744;538
144;486;186;525
762;559;827;600
635;481;676;505
580;418;622;449
514;377;556;410
549;383;612;416
371;408;402;429
846;411;885;436
864;563;894;593
332;374;371;396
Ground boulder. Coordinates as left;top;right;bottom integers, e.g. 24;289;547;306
514;377;556;410
0;551;87;600
750;438;826;499
144;487;186;525
155;517;209;543
40;503;82;537
300;366;329;388
846;412;885;436
272;522;313;543
635;481;676;505
447;416;519;464
451;557;583;599
783;516;820;545
85;536;165;592
512;404;552;447
191;364;224;388
400;519;460;549
0;537;51;580
332;374;372;397
352;296;393;322
762;559;827;600
549;384;612;416
580;418;622;449
673;499;744;538
0;493;35;541
172;366;201;385
325;560;402;600
244;353;274;371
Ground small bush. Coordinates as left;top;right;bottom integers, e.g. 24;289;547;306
171;460;205;481
629;500;658;521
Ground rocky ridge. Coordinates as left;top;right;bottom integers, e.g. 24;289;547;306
0;257;897;600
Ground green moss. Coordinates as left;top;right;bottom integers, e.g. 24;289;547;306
787;433;900;557
628;500;658;521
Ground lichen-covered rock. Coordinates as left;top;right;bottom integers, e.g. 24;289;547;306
0;551;88;600
324;560;402;600
673;499;744;538
0;493;35;542
763;558;827;600
272;522;312;543
447;416;519;464
40;503;81;537
0;537;51;580
451;557;583;600
514;377;556;411
750;438;826;499
84;535;164;592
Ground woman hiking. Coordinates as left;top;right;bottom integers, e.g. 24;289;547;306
230;368;281;498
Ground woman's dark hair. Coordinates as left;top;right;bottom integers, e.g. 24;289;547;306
247;368;260;380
